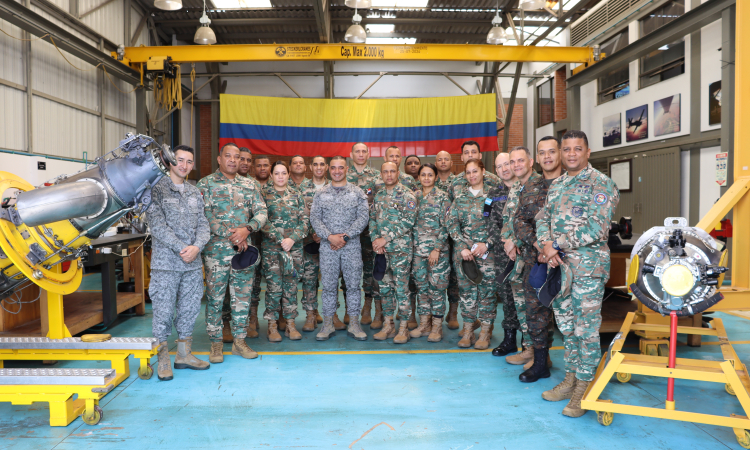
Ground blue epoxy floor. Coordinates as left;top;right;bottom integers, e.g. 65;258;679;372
1;274;749;449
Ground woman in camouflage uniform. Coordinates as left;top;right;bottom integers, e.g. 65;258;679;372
410;164;451;342
260;161;309;342
447;159;497;349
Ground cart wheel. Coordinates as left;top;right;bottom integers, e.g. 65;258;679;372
616;372;631;383
82;405;103;425
727;383;736;396
737;430;750;449
597;411;614;426
138;363;153;380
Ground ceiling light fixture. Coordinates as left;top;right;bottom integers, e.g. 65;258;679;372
519;0;546;10
486;3;507;45
194;0;216;45
345;0;371;7
345;7;367;43
154;0;182;11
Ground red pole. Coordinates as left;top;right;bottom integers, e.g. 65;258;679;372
666;311;678;406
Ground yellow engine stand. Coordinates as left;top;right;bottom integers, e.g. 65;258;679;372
581;312;750;448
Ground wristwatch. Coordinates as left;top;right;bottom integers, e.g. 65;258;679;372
552;240;560;251
246;225;253;233
343;235;350;243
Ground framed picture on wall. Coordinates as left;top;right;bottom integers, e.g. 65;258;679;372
654;94;681;137
609;159;632;193
709;80;721;125
625;105;648;142
603;113;621;147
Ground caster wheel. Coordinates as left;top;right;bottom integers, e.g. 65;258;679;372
616;372;631;383
727;383;736;396
737;430;750;449
645;344;658;357
82;405;103;425
138;364;153;380
597;411;614;426
657;344;669;357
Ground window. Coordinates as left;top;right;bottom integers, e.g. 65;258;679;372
597;30;630;104
537;78;554;127
639;0;685;89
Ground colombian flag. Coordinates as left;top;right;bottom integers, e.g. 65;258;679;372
219;94;499;157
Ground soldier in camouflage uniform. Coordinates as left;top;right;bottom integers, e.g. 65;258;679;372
147;145;210;381
370;162;418;344
298;156;330;331
288;155;307;191
346;143;382;328
197;143;268;364
448;141;503;200
536;130;619;418
447;159;497;349
409;164;451;342
249;155;272;333
485;152;519;358
260;161;308;342
435;150;460;328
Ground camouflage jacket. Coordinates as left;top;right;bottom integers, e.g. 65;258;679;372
260;184;308;251
412;187;451;257
435;173;457;197
370;183;418;253
500;171;547;264
450;171;502;200
485;181;513;255
197;169;268;258
287;177;304;192
299;177;330;244
147;176;210;272
398;172;418;191
536;163;619;277
447;184;492;254
239;173;262;190
347;162;381;206
310;182;369;245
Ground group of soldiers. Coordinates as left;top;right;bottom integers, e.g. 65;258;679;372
146;129;618;419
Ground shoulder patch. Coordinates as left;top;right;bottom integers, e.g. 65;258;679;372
571;206;584;217
594;192;608;205
407;200;416;210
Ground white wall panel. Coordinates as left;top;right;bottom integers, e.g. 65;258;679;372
129;7;149;47
700;19;722;132
79;0;123;45
31;5;96;46
0;18;25;85
46;0;69;14
0;84;27;151
105;76;135;123
33;96;99;158
699;146;722;218
0;152;86;186
32;38;100;111
105;119;135;152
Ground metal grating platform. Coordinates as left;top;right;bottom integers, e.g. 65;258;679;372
0;337;158;350
0;368;116;385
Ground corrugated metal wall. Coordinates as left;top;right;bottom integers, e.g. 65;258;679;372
0;18;26;152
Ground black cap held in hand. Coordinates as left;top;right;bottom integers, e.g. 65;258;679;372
231;245;260;270
373;254;387;281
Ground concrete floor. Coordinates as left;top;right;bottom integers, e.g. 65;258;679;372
1;275;749;449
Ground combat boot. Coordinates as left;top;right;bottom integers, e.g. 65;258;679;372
246;306;259;339
393;320;410;344
174;338;210;370
267;320;282;342
427;316;443;342
474;323;493;350
523;350;553;370
506;346;533;365
492;329;518;356
347;315;368;341
232;338;258;359
344;313;350;324
519;347;551;383
457;321;477;348
542;372;577;402
278;315;287;331
373;316;396;340
407;299;418;329
157;341;173;381
222;320;233;343
333;313;346;330
209;342;224;364
285;319;302;340
316;309;323;324
370;300;384;329
302;309;317;332
361;297;373;325
446;303;459;330
316;316;336;341
410;314;432;338
562;379;591;418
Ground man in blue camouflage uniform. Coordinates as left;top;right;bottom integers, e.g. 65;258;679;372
197;143;268;364
537;130;619;418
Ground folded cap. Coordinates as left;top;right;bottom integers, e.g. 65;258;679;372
529;262;548;290
373;253;387;281
498;258;515;285
461;258;483;285
538;266;560;308
231;245;260;270
304;242;320;255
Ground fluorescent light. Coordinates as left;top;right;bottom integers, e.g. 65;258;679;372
658;45;669;50
366;24;395;33
366;37;417;44
370;0;429;7
210;0;271;8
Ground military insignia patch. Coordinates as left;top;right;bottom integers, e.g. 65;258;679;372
497;196;507;202
571;206;584;217
407;200;416;210
594;193;608;204
366;188;372;195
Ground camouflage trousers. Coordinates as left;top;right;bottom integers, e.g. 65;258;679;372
510;260;553;349
553;275;605;382
149;269;204;342
204;255;254;343
320;242;363;317
300;249;320;311
509;264;532;346
378;250;413;320
262;245;303;321
340;235;380;307
250;233;264;308
495;252;518;331
412;253;450;316
447;240;459;304
454;250;496;324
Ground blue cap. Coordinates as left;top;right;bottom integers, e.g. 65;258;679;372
529;263;548;289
